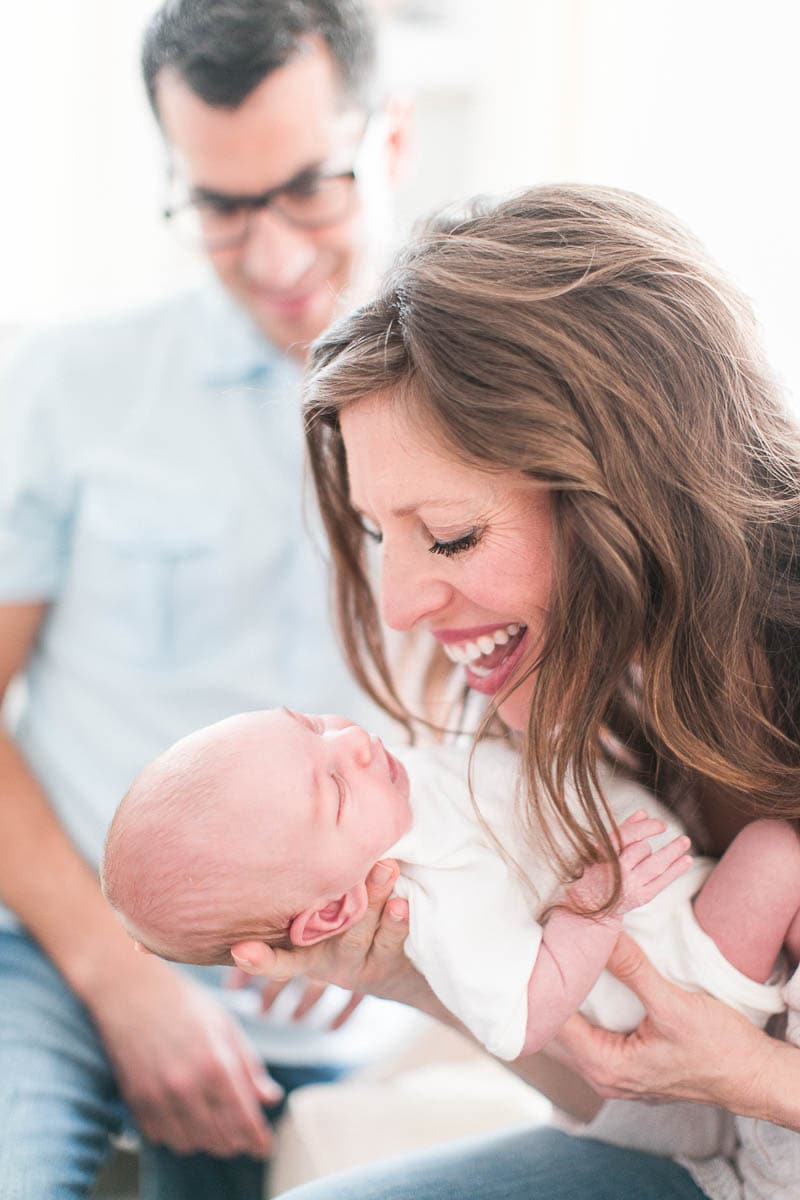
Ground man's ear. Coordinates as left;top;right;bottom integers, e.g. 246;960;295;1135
383;95;414;185
289;883;369;947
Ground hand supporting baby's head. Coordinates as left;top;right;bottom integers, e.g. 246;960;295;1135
101;708;410;967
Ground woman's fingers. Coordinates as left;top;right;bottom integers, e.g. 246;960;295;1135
231;940;307;981
555;1012;630;1098
292;980;328;1020
330;992;365;1030
605;932;677;1012
231;860;402;990
365;859;400;906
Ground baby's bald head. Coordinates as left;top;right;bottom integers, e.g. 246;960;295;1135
101;712;295;964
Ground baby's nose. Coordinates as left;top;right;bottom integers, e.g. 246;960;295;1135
335;723;374;767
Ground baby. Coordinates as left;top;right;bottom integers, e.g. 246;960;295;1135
102;708;797;1063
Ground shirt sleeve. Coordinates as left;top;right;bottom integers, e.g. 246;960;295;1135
396;846;542;1060
0;333;73;601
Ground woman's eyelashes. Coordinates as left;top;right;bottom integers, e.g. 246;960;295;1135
428;527;483;558
355;512;484;559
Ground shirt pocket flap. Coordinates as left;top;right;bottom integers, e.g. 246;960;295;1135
79;475;228;556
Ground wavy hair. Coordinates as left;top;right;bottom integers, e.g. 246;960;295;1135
304;184;800;886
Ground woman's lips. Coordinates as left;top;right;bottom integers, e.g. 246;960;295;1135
464;628;529;696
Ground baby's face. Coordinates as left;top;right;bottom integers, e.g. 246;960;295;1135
234;708;412;913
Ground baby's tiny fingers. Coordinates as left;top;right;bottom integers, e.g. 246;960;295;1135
618;839;653;871
636;854;694;903
642;834;692;878
617;816;666;848
632;836;692;890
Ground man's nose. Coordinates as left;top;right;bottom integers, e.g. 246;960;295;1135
380;550;453;633
241;209;316;289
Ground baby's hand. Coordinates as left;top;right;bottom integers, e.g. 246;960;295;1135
567;810;692;917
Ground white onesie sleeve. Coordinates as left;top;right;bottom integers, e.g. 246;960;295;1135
394;846;542;1060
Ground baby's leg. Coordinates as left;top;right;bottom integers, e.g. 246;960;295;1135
693;818;800;982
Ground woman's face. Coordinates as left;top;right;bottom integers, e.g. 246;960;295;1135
340;393;553;731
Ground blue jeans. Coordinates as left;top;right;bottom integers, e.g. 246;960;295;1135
275;1126;709;1200
0;931;344;1199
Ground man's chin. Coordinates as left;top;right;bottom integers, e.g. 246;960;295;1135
245;288;338;356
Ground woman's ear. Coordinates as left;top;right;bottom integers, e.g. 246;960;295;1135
289;882;369;947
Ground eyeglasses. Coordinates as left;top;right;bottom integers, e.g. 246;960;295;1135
163;115;376;251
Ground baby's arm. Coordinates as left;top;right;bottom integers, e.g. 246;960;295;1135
519;811;691;1056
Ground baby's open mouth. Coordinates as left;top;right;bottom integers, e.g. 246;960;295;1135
441;623;527;678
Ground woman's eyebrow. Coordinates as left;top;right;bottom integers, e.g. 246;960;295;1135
351;498;469;520
391;499;468;518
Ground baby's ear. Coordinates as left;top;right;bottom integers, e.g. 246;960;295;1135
289;883;369;947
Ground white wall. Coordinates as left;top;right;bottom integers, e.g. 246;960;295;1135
3;0;798;405
465;0;800;401
1;0;195;326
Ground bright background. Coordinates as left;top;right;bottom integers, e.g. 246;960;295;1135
2;0;798;401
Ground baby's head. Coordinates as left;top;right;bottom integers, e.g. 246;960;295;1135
101;708;411;965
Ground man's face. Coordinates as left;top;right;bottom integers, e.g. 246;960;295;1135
156;38;400;355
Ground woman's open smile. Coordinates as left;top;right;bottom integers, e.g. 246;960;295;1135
340;394;552;730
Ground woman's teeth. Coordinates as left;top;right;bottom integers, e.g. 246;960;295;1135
441;623;525;674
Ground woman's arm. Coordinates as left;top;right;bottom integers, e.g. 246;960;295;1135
555;932;800;1131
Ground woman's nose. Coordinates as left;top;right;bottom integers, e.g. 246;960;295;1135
380;551;453;632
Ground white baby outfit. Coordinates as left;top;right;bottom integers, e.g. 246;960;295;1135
388;740;798;1198
389;740;785;1061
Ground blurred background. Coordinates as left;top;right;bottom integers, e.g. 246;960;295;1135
2;0;798;400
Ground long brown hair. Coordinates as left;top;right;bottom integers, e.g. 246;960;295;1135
304;184;800;883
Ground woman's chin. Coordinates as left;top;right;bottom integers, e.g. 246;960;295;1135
495;689;532;732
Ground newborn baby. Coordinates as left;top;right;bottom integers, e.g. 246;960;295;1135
102;709;787;1061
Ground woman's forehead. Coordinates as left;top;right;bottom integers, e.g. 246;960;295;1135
341;390;540;510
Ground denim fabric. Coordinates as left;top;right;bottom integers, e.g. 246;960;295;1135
0;931;345;1200
274;1126;709;1200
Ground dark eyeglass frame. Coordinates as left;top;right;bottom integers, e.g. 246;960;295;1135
163;112;377;249
163;168;358;243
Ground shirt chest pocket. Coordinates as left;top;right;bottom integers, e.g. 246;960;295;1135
66;479;236;666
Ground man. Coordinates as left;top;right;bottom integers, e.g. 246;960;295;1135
0;2;412;1196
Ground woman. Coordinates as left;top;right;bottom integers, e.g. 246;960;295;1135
233;185;800;1197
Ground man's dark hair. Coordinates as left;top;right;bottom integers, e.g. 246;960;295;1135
142;0;377;118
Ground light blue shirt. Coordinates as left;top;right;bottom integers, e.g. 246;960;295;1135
0;282;419;1065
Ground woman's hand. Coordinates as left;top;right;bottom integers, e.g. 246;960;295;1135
231;859;457;1024
554;932;781;1116
232;861;413;999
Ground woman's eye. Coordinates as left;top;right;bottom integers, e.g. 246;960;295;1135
357;515;382;543
429;528;482;558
